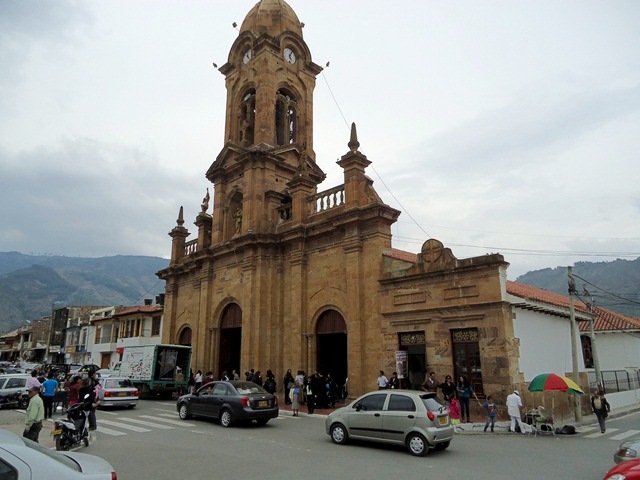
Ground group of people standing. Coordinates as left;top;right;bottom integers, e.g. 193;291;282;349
23;367;101;443
284;369;341;415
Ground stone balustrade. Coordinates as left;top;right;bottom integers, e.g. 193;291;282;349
309;185;345;214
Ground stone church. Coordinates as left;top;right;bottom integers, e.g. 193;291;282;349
158;0;520;399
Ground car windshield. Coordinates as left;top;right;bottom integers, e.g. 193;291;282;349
22;436;81;471
234;383;267;395
420;395;446;412
104;378;134;388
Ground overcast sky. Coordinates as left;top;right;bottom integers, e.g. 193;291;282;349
1;0;639;279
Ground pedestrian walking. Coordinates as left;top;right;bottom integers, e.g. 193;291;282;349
591;389;611;433
23;387;44;443
449;391;461;432
377;370;388;390
481;395;497;432
41;372;58;419
506;389;526;434
456;375;479;423
194;370;202;390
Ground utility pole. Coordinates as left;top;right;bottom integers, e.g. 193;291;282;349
568;266;582;422
584;287;603;393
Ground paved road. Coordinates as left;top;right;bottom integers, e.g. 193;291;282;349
1;401;638;479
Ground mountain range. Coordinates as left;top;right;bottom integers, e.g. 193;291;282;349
0;252;638;334
0;252;169;333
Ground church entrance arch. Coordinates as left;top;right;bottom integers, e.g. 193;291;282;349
218;304;242;378
178;326;192;346
316;310;347;395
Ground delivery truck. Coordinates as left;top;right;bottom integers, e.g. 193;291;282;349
114;344;191;399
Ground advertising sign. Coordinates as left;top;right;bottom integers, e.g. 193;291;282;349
395;351;408;379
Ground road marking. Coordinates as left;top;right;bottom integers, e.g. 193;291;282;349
98;419;152;432
584;428;619;439
155;413;181;419
96;426;127;436
138;415;196;427
610;430;640;441
121;418;174;429
578;426;598;433
97;410;118;416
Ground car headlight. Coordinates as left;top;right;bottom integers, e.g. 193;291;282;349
606;474;627;480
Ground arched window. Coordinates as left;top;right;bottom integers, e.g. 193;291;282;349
239;89;256;145
178;326;192;346
275;89;297;145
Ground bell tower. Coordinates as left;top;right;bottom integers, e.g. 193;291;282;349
206;0;325;243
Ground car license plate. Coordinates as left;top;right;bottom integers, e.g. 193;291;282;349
439;417;447;425
118;392;128;397
51;429;62;435
258;400;267;407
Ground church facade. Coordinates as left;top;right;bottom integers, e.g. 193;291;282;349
158;0;522;399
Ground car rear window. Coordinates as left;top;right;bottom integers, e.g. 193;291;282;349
388;394;416;412
420;395;446;412
234;383;267;394
104;378;134;389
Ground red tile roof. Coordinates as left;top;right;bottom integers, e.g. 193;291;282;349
112;306;163;317
507;281;640;332
383;248;417;263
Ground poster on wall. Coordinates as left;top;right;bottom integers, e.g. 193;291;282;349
395;351;408;379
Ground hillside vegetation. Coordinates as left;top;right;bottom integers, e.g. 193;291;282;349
516;257;640;318
0;252;168;333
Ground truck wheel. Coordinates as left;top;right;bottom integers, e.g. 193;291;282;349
178;403;191;420
220;409;233;428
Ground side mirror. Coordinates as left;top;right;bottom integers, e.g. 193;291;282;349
354;403;362;412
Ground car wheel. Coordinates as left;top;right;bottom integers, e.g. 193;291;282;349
127;405;136;409
434;441;450;451
220;409;233;428
178;403;191;420
256;419;269;426
330;423;348;445
406;432;429;457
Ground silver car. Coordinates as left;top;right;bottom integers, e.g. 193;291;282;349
614;438;640;463
97;377;138;409
325;390;453;456
0;429;117;479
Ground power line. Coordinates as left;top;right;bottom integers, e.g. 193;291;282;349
573;274;640;307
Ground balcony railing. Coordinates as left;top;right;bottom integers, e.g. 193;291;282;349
184;239;197;256
309;185;345;214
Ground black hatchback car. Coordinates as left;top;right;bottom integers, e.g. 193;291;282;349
177;381;279;427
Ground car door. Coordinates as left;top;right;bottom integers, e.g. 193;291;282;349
346;393;387;440
209;383;230;418
382;393;418;443
190;384;213;416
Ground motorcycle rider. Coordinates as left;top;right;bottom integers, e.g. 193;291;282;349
78;377;98;431
23;386;44;443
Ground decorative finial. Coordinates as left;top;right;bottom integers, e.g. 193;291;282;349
201;188;210;214
348;122;360;152
177;206;184;226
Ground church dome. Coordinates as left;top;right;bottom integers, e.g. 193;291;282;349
240;0;303;39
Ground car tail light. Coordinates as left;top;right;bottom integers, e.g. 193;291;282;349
134;390;139;396
105;391;112;397
112;472;118;480
241;397;250;407
427;410;435;421
274;396;278;406
618;447;637;458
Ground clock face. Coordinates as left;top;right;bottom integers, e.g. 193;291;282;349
242;49;252;64
284;47;296;64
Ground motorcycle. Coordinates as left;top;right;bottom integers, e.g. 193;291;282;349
52;394;93;451
0;390;29;409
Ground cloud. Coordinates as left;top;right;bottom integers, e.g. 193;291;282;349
0;138;206;258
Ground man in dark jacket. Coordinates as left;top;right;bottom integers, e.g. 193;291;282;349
591;389;611;433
